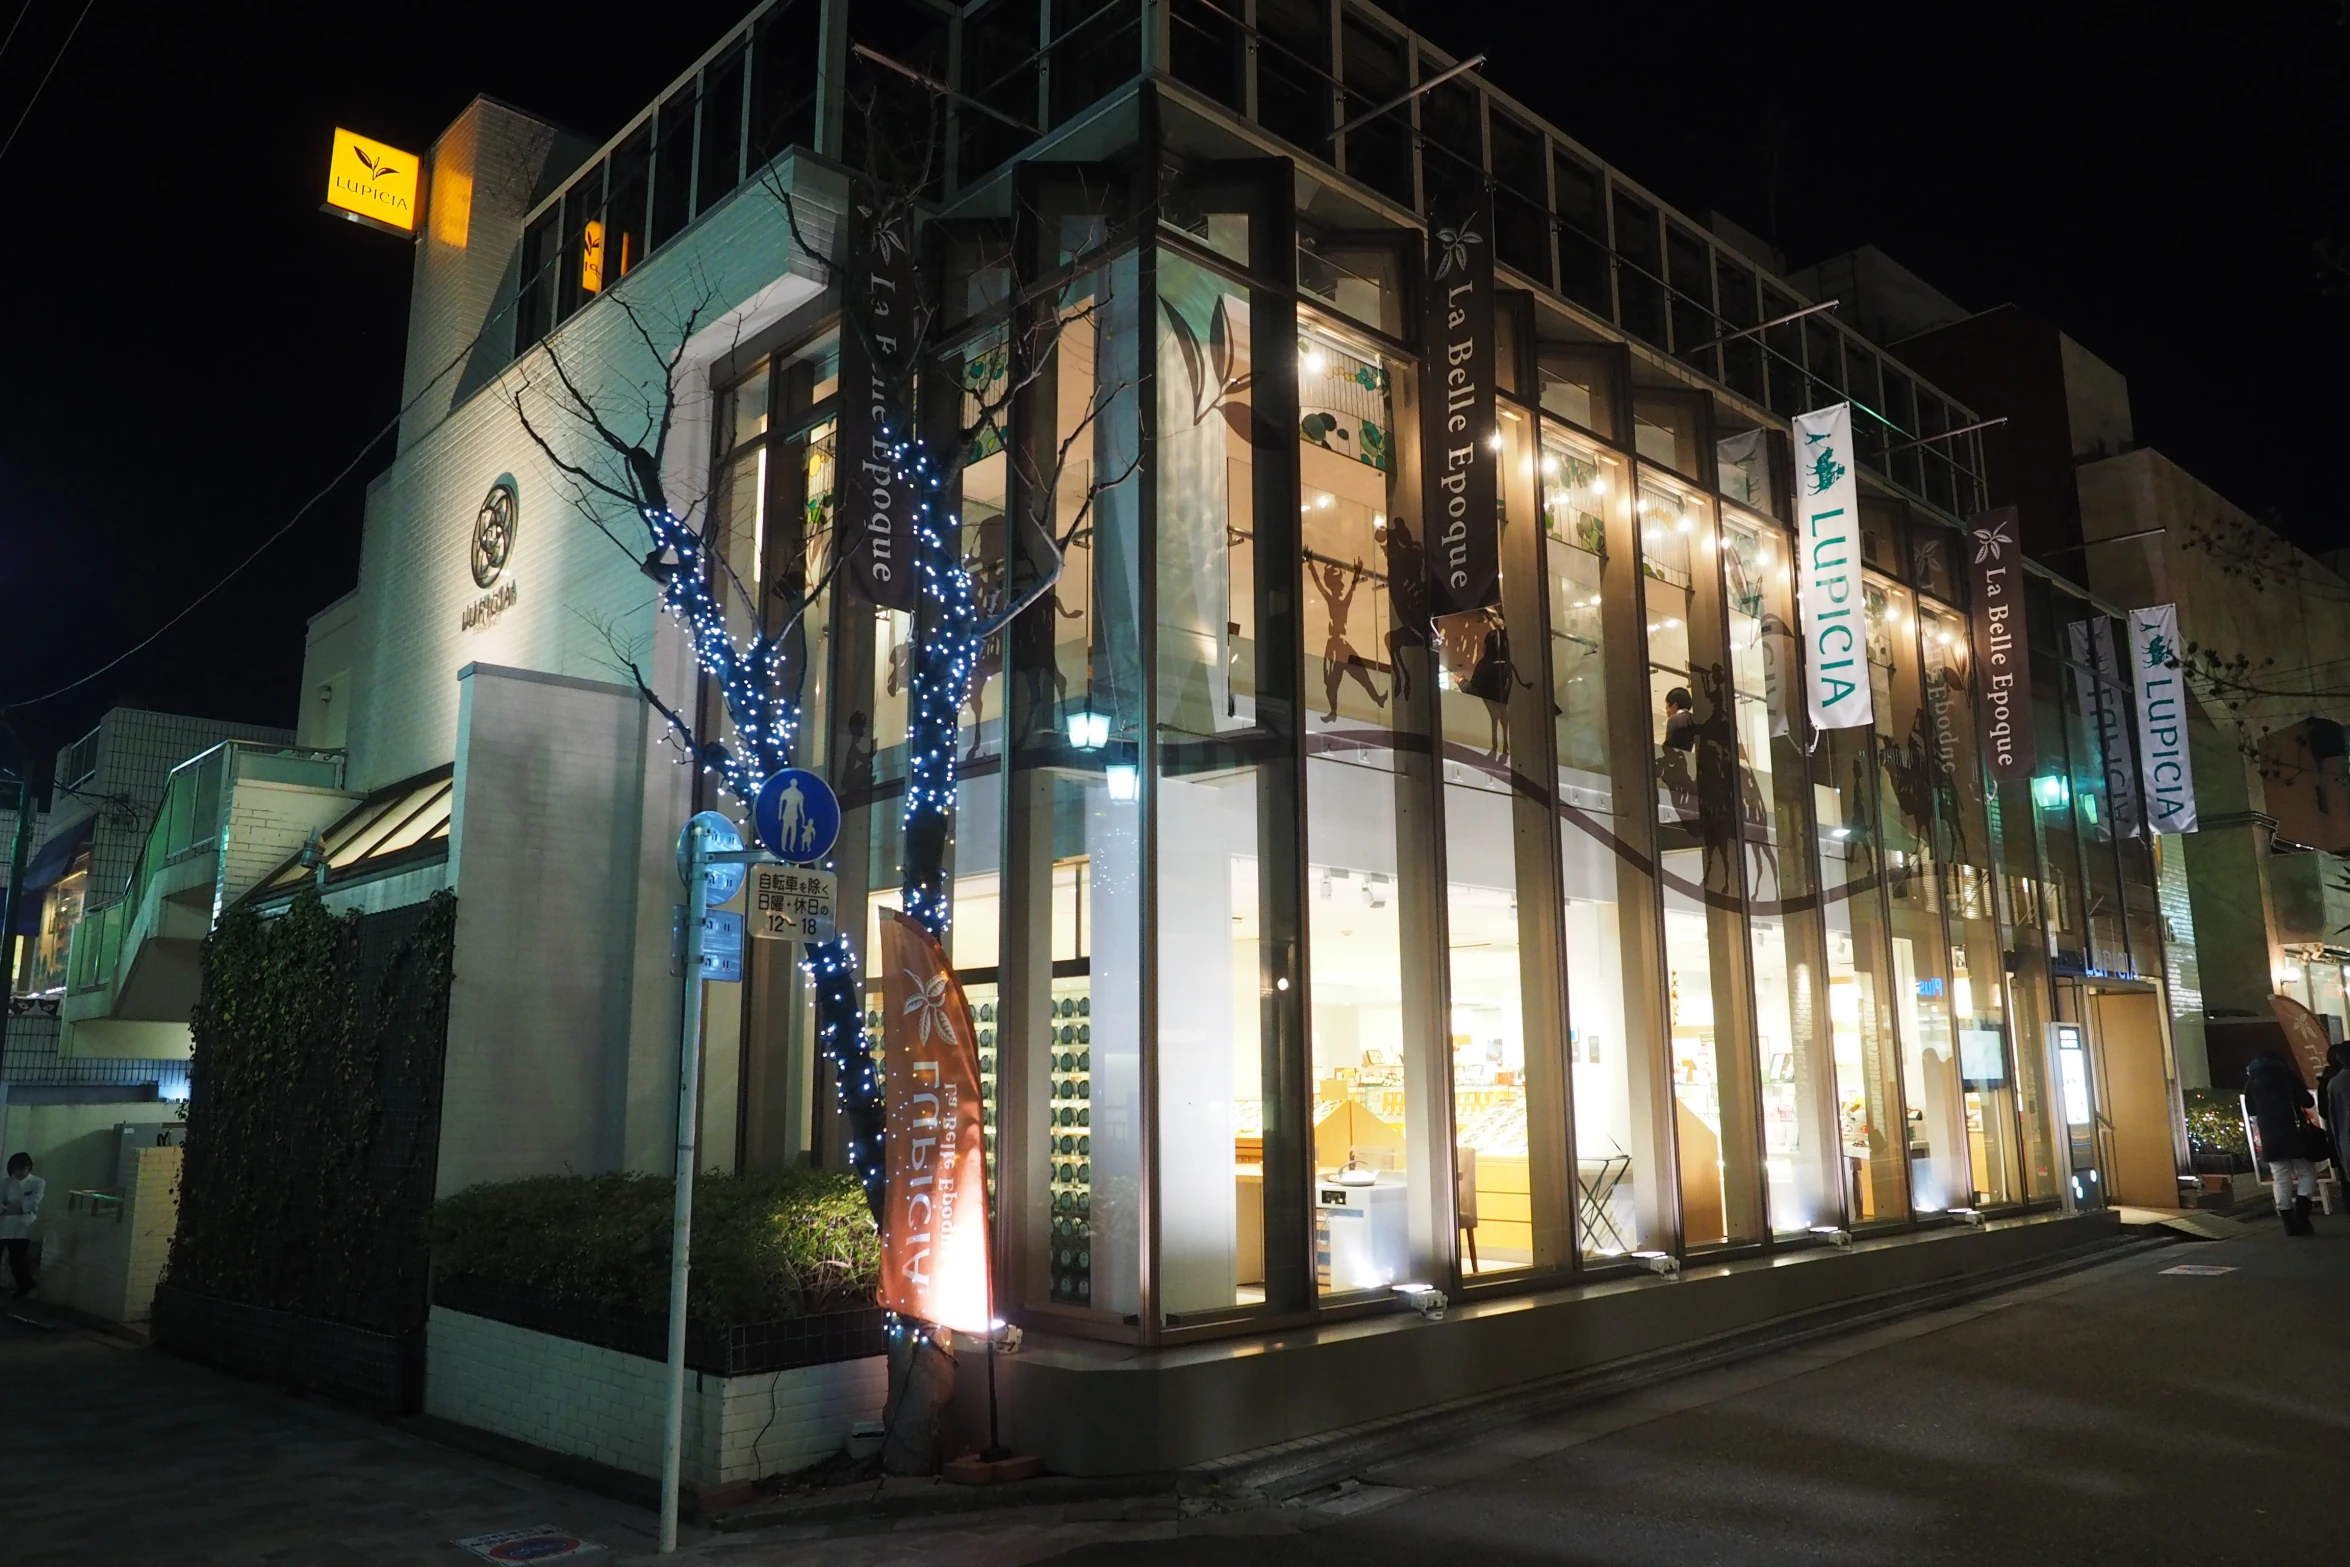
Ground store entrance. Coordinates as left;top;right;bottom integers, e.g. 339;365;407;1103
2087;984;2184;1208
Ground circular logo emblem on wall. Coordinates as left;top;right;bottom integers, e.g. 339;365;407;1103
471;478;518;589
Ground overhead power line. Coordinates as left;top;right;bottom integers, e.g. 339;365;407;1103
1;235;578;714
0;0;95;172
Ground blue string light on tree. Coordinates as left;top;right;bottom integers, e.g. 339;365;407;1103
639;501;886;1216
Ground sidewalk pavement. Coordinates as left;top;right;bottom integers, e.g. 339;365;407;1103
9;1204;2333;1565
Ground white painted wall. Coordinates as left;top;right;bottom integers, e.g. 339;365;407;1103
439;665;649;1194
426;1307;886;1486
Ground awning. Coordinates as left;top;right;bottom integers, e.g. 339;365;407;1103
13;814;92;934
245;765;454;904
20;815;91;894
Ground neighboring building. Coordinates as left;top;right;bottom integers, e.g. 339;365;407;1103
281;0;2184;1477
1833;259;2343;1097
2;709;317;1303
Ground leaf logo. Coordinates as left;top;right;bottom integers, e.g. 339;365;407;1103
1433;219;1484;280
1971;518;2013;564
353;144;399;182
901;967;957;1048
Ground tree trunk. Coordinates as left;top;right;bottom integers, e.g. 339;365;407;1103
880;1331;958;1474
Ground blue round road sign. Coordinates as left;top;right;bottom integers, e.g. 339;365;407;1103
755;768;841;863
675;810;747;904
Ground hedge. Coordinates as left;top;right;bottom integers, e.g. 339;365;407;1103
431;1168;881;1325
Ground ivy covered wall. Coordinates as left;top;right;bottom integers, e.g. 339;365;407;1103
167;890;456;1334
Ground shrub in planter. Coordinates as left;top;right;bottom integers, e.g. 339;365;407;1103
2183;1087;2250;1169
432;1168;879;1324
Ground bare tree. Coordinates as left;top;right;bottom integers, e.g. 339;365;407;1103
509;90;1139;1468
2167;511;2350;776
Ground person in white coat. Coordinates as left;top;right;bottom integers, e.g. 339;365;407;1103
1;1152;43;1297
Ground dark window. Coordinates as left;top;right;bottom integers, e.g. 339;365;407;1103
750;0;822;170
1880;367;1920;493
844;0;950;196
1611;191;1663;346
1761;286;1803;415
651;87;697;248
516;209;559;353
1417;55;1480;206
1665;225;1712;374
1254;0;1330;153
699;44;746;215
1048;0;1139;128
1917;395;1956;513
557;163;605;323
1552;149;1608;316
961;0;1038;179
1715;255;1761;402
1489;112;1550;285
1846;347;1885;474
1168;0;1245;114
607;127;651;285
1338;12;1412;206
1802;317;1842;408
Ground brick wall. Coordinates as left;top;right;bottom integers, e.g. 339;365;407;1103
425;1306;886;1485
218;778;358;912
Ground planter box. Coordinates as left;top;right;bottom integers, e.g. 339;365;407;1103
425;1304;886;1487
152;1282;422;1414
434;1276;887;1377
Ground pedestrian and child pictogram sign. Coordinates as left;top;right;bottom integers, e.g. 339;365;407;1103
754;767;841;863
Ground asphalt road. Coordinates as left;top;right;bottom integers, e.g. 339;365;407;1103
1033;1211;2348;1567
4;1210;2339;1566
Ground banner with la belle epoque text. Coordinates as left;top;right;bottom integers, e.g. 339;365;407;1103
2129;601;2199;833
1420;184;1499;618
1965;507;2034;785
1794;403;1872;731
837;182;922;612
876;907;993;1334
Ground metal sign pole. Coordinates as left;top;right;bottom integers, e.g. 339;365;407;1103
658;824;711;1554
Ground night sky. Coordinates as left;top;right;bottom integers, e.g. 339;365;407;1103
1;0;2342;775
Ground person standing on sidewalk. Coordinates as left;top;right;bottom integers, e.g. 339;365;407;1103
0;1152;43;1295
2246;1052;2320;1235
2327;1044;2350;1190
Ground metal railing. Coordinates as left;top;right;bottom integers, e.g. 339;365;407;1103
64;742;345;997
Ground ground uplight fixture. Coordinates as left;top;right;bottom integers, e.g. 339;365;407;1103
1066;705;1111;751
1809;1224;1853;1249
1392;1282;1448;1320
1632;1249;1681;1278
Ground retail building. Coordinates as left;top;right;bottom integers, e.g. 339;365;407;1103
274;0;2202;1470
1820;248;2339;1102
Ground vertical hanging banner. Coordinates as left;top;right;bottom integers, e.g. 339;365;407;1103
1421;185;1499;617
2070;618;2143;837
876;908;993;1333
1794;403;1872;731
2129;602;2199;833
838;183;922;611
1966;506;2034;785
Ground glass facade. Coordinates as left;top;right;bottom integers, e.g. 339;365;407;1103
614;1;2191;1349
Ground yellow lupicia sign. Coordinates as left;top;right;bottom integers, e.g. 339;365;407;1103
326;127;419;234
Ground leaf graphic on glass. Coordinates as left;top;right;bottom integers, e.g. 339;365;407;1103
902;967;957;1048
1433;218;1484;280
1971;518;2013;563
1159;294;1253;428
